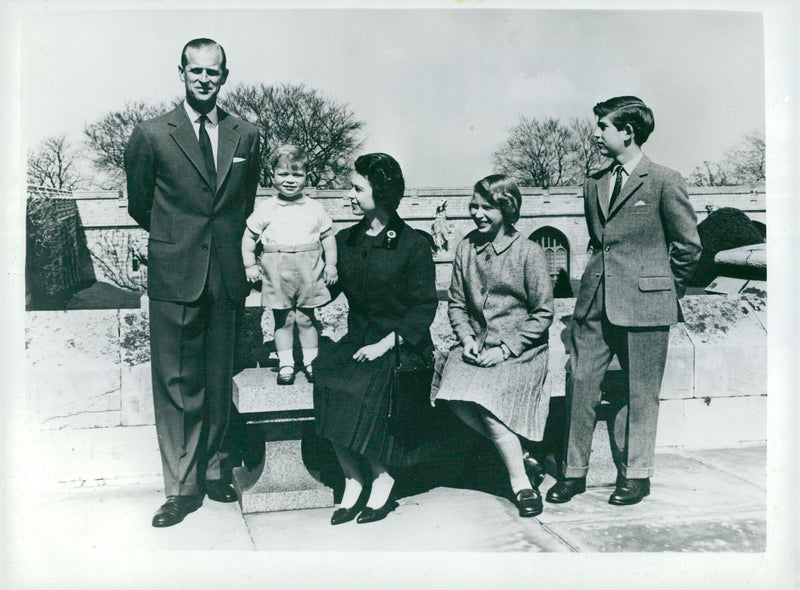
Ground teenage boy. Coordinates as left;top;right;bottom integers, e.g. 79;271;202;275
547;96;701;506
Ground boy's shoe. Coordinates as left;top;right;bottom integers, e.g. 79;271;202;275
303;365;314;383
277;366;295;386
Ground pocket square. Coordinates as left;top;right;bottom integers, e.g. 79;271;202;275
233;157;247;163
633;200;647;206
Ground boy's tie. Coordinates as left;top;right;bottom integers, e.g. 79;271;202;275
198;115;216;190
608;165;623;212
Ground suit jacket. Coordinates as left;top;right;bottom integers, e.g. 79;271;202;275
573;155;701;327
125;104;261;302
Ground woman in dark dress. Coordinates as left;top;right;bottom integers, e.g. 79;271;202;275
313;153;439;525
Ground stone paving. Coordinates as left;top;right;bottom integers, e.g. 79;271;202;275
10;445;765;557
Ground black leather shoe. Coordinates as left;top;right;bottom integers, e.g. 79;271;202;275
546;478;586;504
524;456;546;488
205;480;237;503
331;505;361;525
513;488;543;517
609;477;650;506
356;499;399;524
277;367;295;385
152;495;202;528
303;365;314;383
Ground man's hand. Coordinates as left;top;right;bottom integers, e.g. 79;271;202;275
476;346;505;367
245;265;261;282
353;340;392;362
323;263;338;286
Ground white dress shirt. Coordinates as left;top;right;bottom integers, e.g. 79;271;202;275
608;152;643;202
183;100;219;169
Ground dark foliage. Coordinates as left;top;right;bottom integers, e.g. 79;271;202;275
690;207;764;287
553;268;574;298
26;196;96;310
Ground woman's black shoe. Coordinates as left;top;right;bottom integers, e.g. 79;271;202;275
330;505;361;525
356;499;398;524
513;488;543;518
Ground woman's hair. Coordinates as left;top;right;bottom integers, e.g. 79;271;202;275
354;153;405;212
269;144;308;173
473;174;522;226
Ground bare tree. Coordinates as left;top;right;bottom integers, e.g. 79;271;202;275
493;116;576;188
689;129;765;186
566;116;609;181
27;135;85;190
219;83;365;188
84;100;171;188
726;129;765;184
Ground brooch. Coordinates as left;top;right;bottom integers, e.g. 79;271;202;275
386;230;397;239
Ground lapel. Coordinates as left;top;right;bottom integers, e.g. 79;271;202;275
168;106;213;189
608;155;650;219
596;165;613;220
214;108;241;196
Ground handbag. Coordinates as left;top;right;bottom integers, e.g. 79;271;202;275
387;334;436;448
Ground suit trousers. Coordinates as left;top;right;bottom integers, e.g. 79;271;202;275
149;243;237;496
564;281;669;479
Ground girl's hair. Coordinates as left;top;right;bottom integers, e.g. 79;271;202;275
473;174;522;226
353;153;405;212
269;144;308;172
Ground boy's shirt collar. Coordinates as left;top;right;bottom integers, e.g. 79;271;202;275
614;152;643;177
274;194;308;205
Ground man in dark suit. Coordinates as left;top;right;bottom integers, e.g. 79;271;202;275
547;96;701;506
125;38;261;527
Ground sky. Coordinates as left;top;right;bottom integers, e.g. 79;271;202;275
17;5;765;187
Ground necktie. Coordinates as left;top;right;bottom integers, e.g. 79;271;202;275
608;165;623;211
198;115;216;191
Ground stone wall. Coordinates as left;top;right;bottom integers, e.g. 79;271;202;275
25;291;766;485
67;185;765;288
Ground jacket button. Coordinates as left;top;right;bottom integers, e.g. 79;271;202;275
604;246;611;252
202;187;209;193
480;287;487;295
202;245;209;251
485;254;491;261
595;272;601;277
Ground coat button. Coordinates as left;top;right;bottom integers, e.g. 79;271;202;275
202;245;209;250
485;254;491;261
604;246;611;252
480;287;487;295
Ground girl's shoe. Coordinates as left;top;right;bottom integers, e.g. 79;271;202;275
303;365;314;383
277;366;295;386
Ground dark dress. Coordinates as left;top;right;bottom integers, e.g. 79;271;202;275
313;213;441;467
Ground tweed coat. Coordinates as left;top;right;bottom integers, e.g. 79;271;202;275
448;229;554;356
125;104;261;303
574;155;701;327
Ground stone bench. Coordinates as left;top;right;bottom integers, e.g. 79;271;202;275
231;368;334;514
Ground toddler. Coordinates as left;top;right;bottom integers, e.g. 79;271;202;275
242;145;338;384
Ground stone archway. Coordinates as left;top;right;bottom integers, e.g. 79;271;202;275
529;226;570;279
